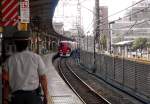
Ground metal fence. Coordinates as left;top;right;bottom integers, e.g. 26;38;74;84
80;50;150;103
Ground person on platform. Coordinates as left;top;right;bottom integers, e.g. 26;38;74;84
2;31;49;104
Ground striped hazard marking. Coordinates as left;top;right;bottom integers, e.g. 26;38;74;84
0;0;19;26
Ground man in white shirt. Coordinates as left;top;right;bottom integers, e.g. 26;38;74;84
3;31;48;104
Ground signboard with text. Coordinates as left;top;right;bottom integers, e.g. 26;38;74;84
20;0;30;23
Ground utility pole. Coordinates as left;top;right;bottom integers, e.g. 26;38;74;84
77;0;81;49
62;0;65;25
87;35;88;51
108;21;115;54
95;0;100;48
93;0;100;73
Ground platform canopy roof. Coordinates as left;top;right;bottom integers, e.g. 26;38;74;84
30;0;73;40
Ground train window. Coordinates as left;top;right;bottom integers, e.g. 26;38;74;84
59;42;67;47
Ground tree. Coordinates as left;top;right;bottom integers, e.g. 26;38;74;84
147;40;150;60
115;34;122;43
132;37;147;57
147;39;150;48
100;34;107;51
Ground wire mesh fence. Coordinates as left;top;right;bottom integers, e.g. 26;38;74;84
80;50;150;103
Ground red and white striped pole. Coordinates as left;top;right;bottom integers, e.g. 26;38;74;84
1;0;19;27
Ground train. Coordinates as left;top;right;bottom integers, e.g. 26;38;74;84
58;40;78;57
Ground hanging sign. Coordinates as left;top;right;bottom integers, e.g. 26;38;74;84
20;0;30;23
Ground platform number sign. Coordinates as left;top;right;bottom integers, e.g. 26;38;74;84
20;0;30;23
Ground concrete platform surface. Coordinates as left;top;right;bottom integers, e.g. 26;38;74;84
42;53;83;104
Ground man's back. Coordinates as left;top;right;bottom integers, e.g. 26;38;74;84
3;31;49;104
6;50;46;92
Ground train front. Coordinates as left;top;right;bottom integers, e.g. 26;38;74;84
58;41;71;57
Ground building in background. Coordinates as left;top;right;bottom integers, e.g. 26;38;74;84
63;30;71;38
111;1;150;44
69;28;78;40
99;6;109;51
53;22;64;34
109;1;150;58
99;6;109;38
111;21;133;43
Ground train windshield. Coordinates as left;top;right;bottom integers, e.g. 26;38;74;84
59;41;71;48
59;43;68;47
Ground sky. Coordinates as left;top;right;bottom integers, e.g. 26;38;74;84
53;0;140;34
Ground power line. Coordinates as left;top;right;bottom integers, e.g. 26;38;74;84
95;0;145;23
80;0;88;4
84;5;150;33
122;21;138;37
80;4;95;14
86;2;147;32
53;16;77;18
55;0;146;33
56;0;146;35
103;7;149;28
85;18;94;33
82;0;146;32
100;0;145;21
30;5;150;30
98;19;150;31
99;6;150;28
111;19;150;30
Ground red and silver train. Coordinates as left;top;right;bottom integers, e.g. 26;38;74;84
58;40;78;57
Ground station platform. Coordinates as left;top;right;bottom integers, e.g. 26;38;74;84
42;53;83;104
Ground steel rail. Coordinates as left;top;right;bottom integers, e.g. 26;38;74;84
58;58;110;104
58;58;86;104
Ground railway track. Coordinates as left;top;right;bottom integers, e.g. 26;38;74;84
58;58;110;104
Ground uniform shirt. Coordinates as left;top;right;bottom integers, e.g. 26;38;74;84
5;50;47;92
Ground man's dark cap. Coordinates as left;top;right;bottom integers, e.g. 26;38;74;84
13;31;30;40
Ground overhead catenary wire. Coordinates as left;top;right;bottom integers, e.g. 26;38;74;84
53;0;146;35
121;20;138;37
99;6;149;26
82;0;146;33
111;19;150;30
95;0;145;22
71;18;150;40
82;7;149;36
30;0;148;36
52;0;146;37
84;5;150;33
86;3;148;33
29;5;150;31
80;0;89;4
97;19;150;31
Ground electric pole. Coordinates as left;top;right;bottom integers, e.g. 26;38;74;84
95;0;100;48
93;0;100;73
77;0;81;47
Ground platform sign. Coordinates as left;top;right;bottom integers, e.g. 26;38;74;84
20;0;30;23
